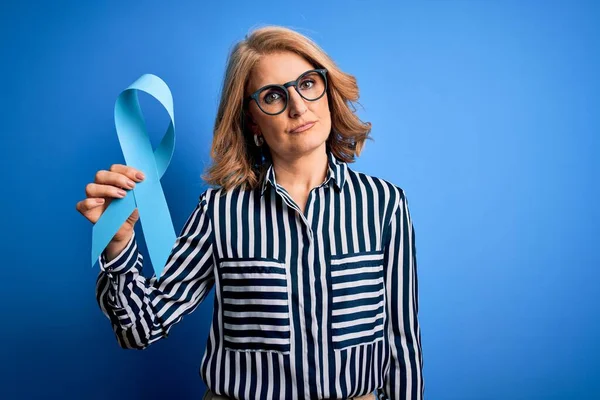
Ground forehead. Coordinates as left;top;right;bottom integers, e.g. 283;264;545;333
248;51;315;93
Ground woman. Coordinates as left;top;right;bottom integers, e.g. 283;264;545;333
76;25;423;400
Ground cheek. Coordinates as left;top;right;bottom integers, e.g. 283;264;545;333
317;101;332;124
260;115;288;136
318;96;331;118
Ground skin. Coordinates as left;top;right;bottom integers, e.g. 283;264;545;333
246;51;332;214
75;164;144;260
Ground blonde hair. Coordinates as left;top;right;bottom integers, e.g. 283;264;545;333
202;25;373;192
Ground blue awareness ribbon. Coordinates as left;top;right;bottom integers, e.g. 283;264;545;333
91;73;176;281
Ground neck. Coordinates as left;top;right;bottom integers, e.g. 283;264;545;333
270;145;328;192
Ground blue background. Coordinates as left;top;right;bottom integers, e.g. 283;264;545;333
1;0;598;399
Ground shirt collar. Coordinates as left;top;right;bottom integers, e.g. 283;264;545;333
260;148;348;196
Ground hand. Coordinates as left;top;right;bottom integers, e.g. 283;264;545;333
76;164;145;244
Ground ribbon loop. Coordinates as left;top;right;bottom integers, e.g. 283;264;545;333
91;74;176;280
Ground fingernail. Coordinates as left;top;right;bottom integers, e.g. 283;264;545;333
136;172;145;180
126;179;136;189
96;198;105;204
117;189;127;197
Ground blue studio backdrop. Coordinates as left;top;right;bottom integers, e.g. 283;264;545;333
1;1;598;399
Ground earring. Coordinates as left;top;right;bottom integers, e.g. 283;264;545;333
254;133;264;147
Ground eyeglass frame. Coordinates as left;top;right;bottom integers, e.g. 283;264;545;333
243;68;328;116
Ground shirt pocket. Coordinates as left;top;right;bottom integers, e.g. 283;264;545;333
329;249;386;351
219;257;291;354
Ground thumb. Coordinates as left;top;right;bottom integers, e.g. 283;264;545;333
127;208;139;224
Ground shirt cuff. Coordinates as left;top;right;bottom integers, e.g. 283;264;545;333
98;230;139;274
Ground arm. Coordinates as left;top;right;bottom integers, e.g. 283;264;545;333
377;189;424;399
95;190;215;350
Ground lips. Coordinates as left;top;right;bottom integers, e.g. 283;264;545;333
290;121;316;133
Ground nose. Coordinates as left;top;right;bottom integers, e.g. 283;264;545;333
287;86;307;117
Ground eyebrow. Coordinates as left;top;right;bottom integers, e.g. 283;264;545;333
254;69;313;91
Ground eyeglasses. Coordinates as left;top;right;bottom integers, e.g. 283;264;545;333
244;68;328;116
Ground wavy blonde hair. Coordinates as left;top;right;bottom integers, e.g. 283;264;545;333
202;25;373;192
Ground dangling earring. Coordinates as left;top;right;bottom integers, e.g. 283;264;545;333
254;133;264;147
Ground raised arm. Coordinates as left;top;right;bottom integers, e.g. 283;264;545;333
95;190;215;349
378;189;424;399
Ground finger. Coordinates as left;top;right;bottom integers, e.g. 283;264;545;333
94;170;138;190
86;182;129;199
109;164;145;182
75;197;105;215
126;208;139;222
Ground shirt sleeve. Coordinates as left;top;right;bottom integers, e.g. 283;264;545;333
377;188;424;399
95;189;215;350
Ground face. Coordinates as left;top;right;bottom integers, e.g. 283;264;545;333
245;51;331;161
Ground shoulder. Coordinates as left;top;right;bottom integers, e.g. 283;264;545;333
197;185;253;209
345;166;407;205
197;186;224;209
344;166;411;233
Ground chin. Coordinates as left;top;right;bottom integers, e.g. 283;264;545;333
299;138;329;153
279;129;329;153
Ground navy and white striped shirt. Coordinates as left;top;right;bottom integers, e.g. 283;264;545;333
96;148;424;400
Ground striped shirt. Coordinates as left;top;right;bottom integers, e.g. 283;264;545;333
96;147;424;400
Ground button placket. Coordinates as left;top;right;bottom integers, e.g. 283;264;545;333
274;185;316;236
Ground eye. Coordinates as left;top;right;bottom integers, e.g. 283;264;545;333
299;79;315;90
266;92;281;103
262;88;285;104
